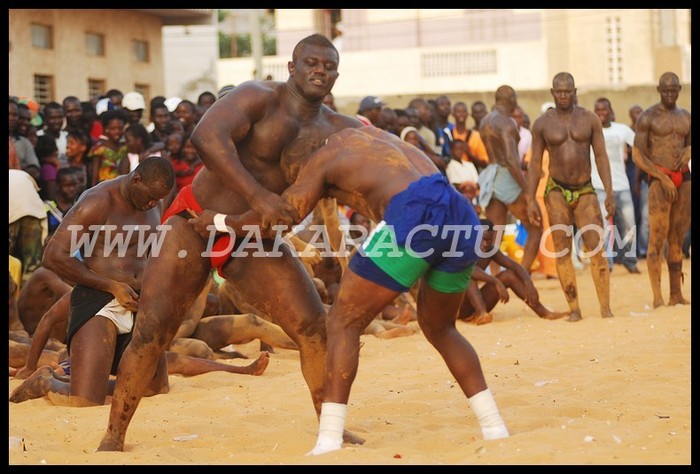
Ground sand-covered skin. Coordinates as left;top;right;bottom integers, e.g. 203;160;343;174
8;259;691;465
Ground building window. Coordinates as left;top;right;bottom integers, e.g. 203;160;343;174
134;84;150;107
132;40;149;63
31;24;52;49
34;75;54;105
605;16;623;85
88;79;106;101
85;32;105;56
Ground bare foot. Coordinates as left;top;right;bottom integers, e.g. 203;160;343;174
668;294;690;306
567;311;582;322
96;436;124;452
245;351;270;376
9;366;54;403
601;309;614;318
653;297;665;308
539;310;569;320
343;429;365;446
475;313;493;325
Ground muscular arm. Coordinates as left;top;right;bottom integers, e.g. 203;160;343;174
42;191;123;297
190;82;297;229
500;124;528;193
632;112;668;182
189;148;330;238
525;119;546;226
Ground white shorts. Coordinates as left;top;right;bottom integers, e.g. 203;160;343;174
96;298;134;335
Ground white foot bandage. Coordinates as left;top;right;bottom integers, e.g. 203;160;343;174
468;388;510;440
306;402;347;456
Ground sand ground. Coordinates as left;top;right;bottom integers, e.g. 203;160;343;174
8;258;691;465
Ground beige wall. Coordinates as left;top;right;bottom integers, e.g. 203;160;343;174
9;9;165;103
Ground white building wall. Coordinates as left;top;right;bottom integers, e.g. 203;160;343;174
219;39;548;98
162;24;219;101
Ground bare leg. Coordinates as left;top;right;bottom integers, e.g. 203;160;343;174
646;181;671;307
508;193;543;273
575;195;613;319
364;319;419;339
667;181;691;305
68;316;118;406
98;217;211;451
9;366;68;403
325;269;402;404
222;242;363;446
545;192;582;321
191;314;298;351
458;280;490;323
165;351;269;376
417;284;488;396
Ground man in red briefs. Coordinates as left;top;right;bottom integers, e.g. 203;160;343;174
632;72;691;308
98;34;365;452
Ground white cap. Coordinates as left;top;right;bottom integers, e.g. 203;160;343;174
540;101;555;114
164;97;182;113
122;91;146;111
95;97;114;116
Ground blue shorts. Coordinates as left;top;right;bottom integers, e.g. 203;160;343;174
349;173;480;293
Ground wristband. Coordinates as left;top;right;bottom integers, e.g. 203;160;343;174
213;213;229;233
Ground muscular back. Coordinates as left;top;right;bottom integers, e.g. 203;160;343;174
534;106;601;186
479;110;520;167
285;128;438;223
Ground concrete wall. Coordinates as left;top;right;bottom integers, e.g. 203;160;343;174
9;9;165;103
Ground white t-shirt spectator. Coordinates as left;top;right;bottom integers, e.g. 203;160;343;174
590;121;635;191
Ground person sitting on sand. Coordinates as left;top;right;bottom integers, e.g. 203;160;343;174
11;274;278;387
9;157;263;407
458;218;568;325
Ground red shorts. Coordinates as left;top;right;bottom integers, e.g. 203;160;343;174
162;185;235;277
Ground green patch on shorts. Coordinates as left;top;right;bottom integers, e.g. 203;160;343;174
424;265;474;293
363;223;429;288
363;223;474;293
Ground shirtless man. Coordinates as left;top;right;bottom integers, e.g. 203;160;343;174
632;72;691;307
191;126;509;455
526;72;615;322
11;157;174;407
479;85;542;273
97;34;364;452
